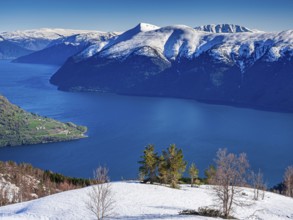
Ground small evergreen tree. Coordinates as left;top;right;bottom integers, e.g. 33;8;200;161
158;144;187;188
158;155;168;184
138;144;158;184
204;165;216;184
189;163;199;187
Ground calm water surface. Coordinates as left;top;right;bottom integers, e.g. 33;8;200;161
0;60;292;186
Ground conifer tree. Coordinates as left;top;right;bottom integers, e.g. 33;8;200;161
158;144;187;188
138;144;158;184
204;164;216;184
189;163;199;187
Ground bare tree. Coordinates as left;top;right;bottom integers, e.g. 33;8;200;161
86;166;115;220
0;179;18;206
284;165;293;197
213;148;250;218
0;183;7;206
251;169;266;200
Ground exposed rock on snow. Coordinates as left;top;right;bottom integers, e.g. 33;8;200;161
194;24;254;33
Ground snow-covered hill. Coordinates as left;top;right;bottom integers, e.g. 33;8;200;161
0;182;292;220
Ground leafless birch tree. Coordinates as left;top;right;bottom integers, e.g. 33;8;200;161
284;165;293;197
251;169;266;200
86;166;115;220
213;148;250;218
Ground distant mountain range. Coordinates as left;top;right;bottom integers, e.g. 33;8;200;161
0;28;112;61
1;24;293;112
13;32;117;65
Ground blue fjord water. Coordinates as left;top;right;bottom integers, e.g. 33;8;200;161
0;60;292;186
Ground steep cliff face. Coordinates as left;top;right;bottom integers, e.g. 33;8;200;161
48;24;293;112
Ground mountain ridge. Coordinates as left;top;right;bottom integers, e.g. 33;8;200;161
1;24;293;112
194;24;255;33
50;23;293;112
0;28;104;51
13;32;117;65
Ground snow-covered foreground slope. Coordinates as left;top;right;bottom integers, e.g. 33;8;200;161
1;182;292;220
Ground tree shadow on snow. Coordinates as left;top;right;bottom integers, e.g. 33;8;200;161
113;213;193;219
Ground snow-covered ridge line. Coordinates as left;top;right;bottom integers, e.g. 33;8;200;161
0;27;118;51
194;24;255;33
75;23;293;73
46;32;118;48
1;24;293;72
0;28;104;40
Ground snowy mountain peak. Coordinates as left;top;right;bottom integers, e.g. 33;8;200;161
194;24;254;33
135;23;160;32
79;23;293;69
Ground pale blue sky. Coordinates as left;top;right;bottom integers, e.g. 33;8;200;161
0;0;292;32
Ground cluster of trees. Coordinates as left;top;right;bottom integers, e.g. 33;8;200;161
138;145;293;218
139;144;189;188
0;161;92;206
1;145;292;220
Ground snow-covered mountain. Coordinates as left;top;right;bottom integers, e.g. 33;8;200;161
1;24;293;111
0;39;33;59
46;31;116;48
68;23;293;72
14;32;117;65
50;23;293;112
0;181;293;220
194;24;254;33
0;28;101;51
